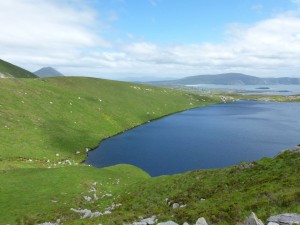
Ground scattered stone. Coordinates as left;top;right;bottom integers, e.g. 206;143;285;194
195;217;208;225
183;223;189;225
38;219;60;225
103;210;112;215
267;223;279;225
290;145;300;152
172;203;180;209
244;212;264;225
70;208;102;219
132;222;147;225
140;216;157;224
83;196;92;202
55;153;59;157
76;151;80;154
267;213;300;225
157;221;179;225
93;193;98;200
239;163;255;170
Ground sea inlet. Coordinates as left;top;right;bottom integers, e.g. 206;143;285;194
85;101;300;176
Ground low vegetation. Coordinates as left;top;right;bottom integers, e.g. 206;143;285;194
0;76;299;224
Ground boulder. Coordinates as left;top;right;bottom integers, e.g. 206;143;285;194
156;221;179;225
244;212;264;225
140;216;157;224
195;217;208;225
267;213;300;225
172;203;180;209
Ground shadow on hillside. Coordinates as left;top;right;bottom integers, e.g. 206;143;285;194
41;119;93;154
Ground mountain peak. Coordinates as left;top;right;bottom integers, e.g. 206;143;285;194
34;67;64;77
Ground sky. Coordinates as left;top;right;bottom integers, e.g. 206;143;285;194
1;0;300;80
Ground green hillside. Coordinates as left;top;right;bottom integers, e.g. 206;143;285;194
0;77;220;170
1;77;299;225
0;59;38;78
0;77;222;224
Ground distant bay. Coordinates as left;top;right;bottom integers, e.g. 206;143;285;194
185;84;300;95
85;101;300;176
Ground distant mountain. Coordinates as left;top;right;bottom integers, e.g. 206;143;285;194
34;67;64;77
148;73;300;85
0;59;38;78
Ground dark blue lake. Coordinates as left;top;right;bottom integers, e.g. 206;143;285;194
85;101;300;176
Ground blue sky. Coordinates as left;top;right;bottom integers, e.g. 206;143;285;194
1;0;300;79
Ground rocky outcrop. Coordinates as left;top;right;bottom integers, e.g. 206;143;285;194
195;217;208;225
244;212;264;225
267;213;300;225
157;221;179;225
125;213;300;225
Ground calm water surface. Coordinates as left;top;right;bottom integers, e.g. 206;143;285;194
85;101;300;176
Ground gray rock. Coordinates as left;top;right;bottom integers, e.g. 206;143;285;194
140;216;157;224
157;221;179;225
38;219;60;225
244;212;264;225
195;217;208;225
172;203;180;209
183;223;189;225
267;223;279;225
70;208;102;219
267;213;300;225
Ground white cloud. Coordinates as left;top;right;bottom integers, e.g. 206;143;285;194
112;13;300;78
0;0;110;70
1;0;300;79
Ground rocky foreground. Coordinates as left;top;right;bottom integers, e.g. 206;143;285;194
39;212;300;225
121;212;300;225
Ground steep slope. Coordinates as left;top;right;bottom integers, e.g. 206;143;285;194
0;77;220;168
0;76;222;225
34;67;64;77
0;59;38;78
149;73;300;85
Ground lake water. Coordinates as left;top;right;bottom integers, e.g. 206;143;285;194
85;101;300;176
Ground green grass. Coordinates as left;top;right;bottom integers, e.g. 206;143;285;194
0;59;37;78
0;77;221;169
0;164;149;225
0;77;222;224
115;150;300;225
1;77;299;224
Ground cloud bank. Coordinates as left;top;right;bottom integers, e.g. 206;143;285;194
1;0;300;78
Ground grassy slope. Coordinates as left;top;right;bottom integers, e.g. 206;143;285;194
0;59;37;78
114;150;300;225
1;77;299;225
0;77;221;224
0;164;150;225
0;77;220;169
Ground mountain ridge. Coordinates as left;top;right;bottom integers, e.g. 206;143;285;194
148;73;300;85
